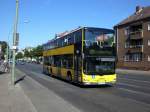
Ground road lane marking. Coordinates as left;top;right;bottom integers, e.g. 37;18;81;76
117;82;150;91
117;82;143;88
30;71;62;84
118;87;150;97
118;77;150;84
30;71;53;81
116;70;150;76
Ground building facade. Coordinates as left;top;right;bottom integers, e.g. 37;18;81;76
114;6;150;70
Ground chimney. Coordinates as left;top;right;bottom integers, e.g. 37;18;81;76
136;6;143;14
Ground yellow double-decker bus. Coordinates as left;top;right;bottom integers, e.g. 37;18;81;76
43;27;116;85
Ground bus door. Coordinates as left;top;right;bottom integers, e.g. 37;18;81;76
74;41;82;83
57;67;61;77
56;56;61;77
74;55;80;82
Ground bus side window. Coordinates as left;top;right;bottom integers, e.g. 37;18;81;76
63;36;68;46
53;56;56;67
49;56;52;66
54;56;61;67
44;57;49;66
75;30;82;43
68;34;74;45
61;56;67;68
67;55;73;69
59;38;63;47
51;56;54;66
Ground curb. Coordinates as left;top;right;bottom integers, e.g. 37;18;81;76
14;68;37;112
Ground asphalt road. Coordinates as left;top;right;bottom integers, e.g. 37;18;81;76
16;63;150;112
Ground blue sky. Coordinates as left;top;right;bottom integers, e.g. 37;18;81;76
0;0;150;49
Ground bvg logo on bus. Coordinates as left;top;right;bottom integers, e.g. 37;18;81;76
92;75;95;79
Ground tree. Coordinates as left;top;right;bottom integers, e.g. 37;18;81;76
107;36;114;45
28;45;43;63
0;41;8;59
16;52;23;59
0;41;8;54
29;45;43;58
22;45;43;62
35;45;43;57
30;48;36;59
24;49;30;58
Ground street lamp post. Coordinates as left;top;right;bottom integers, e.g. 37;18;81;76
12;0;19;85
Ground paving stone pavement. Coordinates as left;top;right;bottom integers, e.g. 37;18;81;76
0;72;37;112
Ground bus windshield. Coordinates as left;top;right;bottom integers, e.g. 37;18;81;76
83;28;116;75
84;28;115;56
83;57;115;75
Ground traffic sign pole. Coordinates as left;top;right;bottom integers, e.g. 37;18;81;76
12;0;19;85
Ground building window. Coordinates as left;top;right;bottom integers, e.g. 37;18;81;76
124;27;129;36
124;53;142;62
133;53;141;62
148;40;150;46
125;42;130;48
148;56;150;62
148;23;150;31
124;55;130;61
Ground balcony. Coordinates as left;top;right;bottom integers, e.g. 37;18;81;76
129;30;143;39
125;45;143;53
124;52;143;62
129;45;143;48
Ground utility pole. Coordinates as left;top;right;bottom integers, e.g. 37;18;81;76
12;0;19;85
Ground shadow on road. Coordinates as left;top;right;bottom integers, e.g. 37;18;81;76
80;84;113;88
0;72;6;75
45;74;113;88
15;75;26;85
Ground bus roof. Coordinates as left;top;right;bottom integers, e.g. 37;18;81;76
57;27;114;38
43;27;114;46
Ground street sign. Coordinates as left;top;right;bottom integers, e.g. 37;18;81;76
16;33;19;46
12;46;17;50
13;33;19;46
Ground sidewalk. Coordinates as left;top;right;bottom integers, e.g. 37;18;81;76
0;72;37;112
116;69;150;75
15;69;81;112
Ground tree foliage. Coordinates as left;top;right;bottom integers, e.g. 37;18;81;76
23;45;43;58
0;41;8;54
34;45;43;57
0;41;8;59
24;49;30;58
16;52;23;59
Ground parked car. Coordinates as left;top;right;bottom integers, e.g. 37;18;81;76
18;60;25;65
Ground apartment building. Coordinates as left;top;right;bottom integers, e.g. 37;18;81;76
114;6;150;70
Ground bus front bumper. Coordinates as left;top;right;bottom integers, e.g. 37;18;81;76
82;81;116;85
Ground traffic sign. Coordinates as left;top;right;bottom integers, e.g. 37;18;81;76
13;33;19;46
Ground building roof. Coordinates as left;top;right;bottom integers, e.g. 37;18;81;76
115;6;150;27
